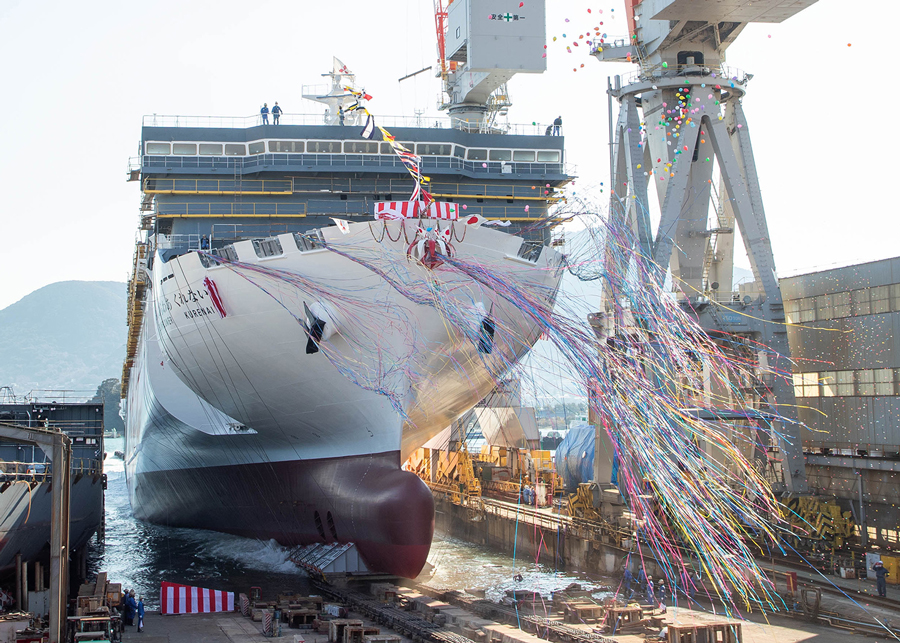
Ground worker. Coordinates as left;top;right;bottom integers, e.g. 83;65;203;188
339;105;345;126
272;102;282;124
623;567;633;596
260;103;269;125
645;577;655;604
124;590;137;626
553;115;562;135
137;596;145;632
873;560;889;598
637;567;647;591
200;235;209;250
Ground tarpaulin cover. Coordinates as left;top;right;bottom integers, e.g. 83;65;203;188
160;582;234;615
554;423;595;492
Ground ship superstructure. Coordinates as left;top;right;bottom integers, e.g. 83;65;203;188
122;1;570;578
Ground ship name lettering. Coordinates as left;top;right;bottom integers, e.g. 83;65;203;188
172;288;208;308
183;306;215;319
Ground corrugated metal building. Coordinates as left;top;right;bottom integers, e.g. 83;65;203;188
781;257;900;549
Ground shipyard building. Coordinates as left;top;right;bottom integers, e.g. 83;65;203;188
781;257;900;549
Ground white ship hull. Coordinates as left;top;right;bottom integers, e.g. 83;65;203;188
127;220;562;576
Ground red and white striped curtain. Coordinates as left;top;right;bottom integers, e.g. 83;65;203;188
374;202;458;220
160;582;235;615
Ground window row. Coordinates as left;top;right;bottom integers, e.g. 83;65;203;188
793;368;900;398
144;140;562;163
785;284;900;323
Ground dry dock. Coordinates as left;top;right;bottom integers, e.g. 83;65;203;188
118;580;897;643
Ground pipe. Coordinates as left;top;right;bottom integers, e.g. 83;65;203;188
15;553;21;610
857;471;867;547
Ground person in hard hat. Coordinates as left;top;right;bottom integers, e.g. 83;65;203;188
873;561;889;598
272;102;282;124
553;115;562;135
623;567;634;597
645;577;655;604
260;103;269;125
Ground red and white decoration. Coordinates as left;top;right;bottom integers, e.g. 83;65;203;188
374;201;458;220
160;582;235;615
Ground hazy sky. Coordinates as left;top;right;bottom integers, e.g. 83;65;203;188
0;0;892;311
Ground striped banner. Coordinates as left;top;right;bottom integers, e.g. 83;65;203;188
160;582;235;615
374;201;458;220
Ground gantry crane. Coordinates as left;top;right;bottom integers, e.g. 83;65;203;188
594;0;819;494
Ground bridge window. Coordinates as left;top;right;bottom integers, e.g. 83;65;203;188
308;140;341;153
537;150;561;162
173;143;196;155
146;142;170;154
380;142;415;154
248;141;266;154
513;150;535;162
467;149;487;161
224;144;246;156
199;143;224;156
344;141;379;154
268;140;304;153
417;143;452;156
453;145;465;159
489;150;511;161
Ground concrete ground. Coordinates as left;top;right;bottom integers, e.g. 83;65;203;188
120;611;268;643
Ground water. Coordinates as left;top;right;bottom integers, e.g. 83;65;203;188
89;438;612;609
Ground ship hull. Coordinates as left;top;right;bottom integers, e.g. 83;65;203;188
132;452;432;579
126;221;561;577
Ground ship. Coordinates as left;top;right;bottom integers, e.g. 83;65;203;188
121;0;568;578
0;394;105;580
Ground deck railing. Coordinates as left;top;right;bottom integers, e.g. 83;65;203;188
142;113;557;137
139;152;572;178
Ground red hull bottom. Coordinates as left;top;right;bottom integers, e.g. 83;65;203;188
131;451;434;578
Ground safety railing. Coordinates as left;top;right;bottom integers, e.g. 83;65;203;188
156;202;307;217
11;390;98;404
617;64;752;87
144;175;561;200
142;113;557;137
0;458;104;480
144;178;292;194
140;153;571;177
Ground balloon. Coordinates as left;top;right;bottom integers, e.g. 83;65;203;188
462;204;467;209
662;62;668;68
524;205;530;211
482;162;487;167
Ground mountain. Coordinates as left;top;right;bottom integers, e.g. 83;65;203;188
0;281;126;394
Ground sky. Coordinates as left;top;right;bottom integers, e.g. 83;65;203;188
0;0;894;311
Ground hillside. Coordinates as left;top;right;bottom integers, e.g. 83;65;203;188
0;281;127;394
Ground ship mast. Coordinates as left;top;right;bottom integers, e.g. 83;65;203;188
302;57;365;126
595;0;819;495
438;0;547;130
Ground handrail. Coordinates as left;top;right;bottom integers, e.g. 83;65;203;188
156;202;307;217
144;178;293;194
0;458;103;478
142;113;557;137
139;153;573;178
143;176;560;200
615;63;752;88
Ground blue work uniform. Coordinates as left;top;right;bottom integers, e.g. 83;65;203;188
873;563;889;597
260;105;269;124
